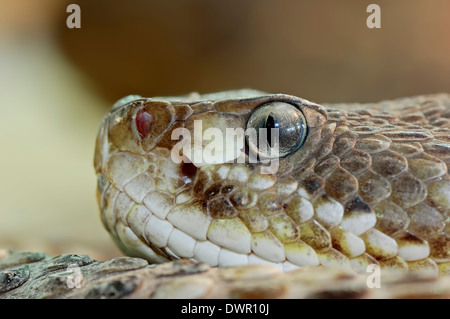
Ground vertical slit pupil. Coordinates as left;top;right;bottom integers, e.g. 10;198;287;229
265;113;277;147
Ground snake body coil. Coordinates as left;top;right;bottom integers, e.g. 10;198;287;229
94;91;450;276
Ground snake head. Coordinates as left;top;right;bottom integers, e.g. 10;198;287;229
94;91;450;275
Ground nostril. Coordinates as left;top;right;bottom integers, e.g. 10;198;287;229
136;109;153;139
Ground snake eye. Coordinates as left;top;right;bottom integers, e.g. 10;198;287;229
246;101;307;158
136;109;153;139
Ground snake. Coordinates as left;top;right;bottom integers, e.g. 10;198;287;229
94;90;450;277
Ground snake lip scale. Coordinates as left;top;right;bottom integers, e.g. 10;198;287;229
94;90;450;276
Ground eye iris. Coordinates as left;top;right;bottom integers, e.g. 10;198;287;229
136;110;153;139
246;101;307;158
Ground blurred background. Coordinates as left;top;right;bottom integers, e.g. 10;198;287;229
1;0;449;260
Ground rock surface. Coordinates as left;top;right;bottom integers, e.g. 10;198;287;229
0;250;449;299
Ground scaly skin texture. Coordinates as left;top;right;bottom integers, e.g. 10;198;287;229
94;90;450;276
